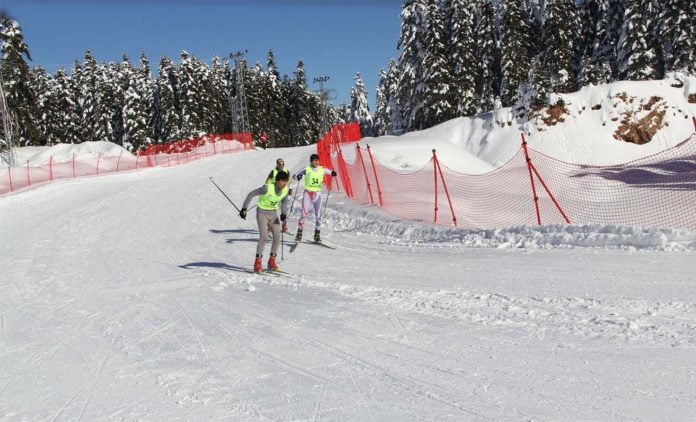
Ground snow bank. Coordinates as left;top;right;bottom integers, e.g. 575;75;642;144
365;76;696;171
25;141;136;165
323;203;696;251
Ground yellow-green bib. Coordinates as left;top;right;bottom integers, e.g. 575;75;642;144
257;183;289;211
304;165;324;192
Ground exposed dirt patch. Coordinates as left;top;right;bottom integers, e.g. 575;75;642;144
689;93;696;104
592;104;601;110
614;108;666;144
540;103;568;126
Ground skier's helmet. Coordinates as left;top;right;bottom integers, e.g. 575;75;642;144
310;153;320;162
275;170;290;181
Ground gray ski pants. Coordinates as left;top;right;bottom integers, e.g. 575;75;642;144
256;209;281;256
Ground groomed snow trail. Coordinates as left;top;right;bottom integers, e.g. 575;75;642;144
1;147;695;420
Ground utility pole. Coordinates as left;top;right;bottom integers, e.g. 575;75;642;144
229;50;250;135
313;76;335;134
0;76;16;167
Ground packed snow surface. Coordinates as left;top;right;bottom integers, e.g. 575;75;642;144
2;143;695;420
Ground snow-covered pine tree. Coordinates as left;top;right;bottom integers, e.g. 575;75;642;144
29;67;53;145
0;18;39;145
287;60;312;145
350;72;373;136
178;51;205;137
122;54;154;152
396;0;428;131
385;59;402;134
92;62;116;143
417;0;454;129
617;0;659;80
244;62;266;145
208;56;229;134
374;68;389;136
265;50;285;147
111;55;133;146
442;0;476;117
499;0;534;106
473;0;500;113
153;56;180;141
123;75;150;151
539;0;580;93
577;0;614;86
658;0;695;75
51;69;81;144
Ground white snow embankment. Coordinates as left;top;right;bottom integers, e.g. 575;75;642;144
25;140;136;164
322;202;696;251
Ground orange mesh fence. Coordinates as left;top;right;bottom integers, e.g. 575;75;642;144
321;121;696;230
1;133;253;195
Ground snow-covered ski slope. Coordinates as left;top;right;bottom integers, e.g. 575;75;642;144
2;145;696;420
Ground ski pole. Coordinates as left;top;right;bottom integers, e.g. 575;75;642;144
281;224;285;261
210;177;256;213
209;177;241;212
320;188;331;221
289;180;301;216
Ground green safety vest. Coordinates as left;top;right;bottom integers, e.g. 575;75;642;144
257;183;289;211
304;165;324;192
266;168;280;184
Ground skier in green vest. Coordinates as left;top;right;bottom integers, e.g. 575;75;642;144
293;153;337;243
239;170;291;273
265;158;291;233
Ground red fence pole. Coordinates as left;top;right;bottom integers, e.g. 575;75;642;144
7;167;13;192
337;148;353;198
432;150;438;224
26;160;30;186
529;163;571;224
96;152;102;175
116;151;123;172
692;116;696;132
49;156;53;181
356;144;374;204
521;134;542;225
432;150;457;227
366;145;383;207
72;153;76;178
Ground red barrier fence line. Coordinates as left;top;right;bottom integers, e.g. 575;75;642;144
432;152;438;224
366;145;384;207
1;134;253;196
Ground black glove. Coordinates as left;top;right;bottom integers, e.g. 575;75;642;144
331;170;337;177
296;174;303;181
280;213;287;222
239;208;247;220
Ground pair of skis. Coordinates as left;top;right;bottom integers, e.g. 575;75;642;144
289;240;337;253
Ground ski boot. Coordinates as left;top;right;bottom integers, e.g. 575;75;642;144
314;230;321;242
268;253;279;271
253;254;263;273
295;228;303;242
282;222;289;233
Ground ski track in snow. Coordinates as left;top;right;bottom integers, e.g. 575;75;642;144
1;146;696;420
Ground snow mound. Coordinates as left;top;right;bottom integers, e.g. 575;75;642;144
26;141;136;164
366;76;696;170
323;204;696;251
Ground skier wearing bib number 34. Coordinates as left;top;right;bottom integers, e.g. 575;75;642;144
293;153;337;243
239;170;291;273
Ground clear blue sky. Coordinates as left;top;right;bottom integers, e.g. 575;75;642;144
3;0;403;108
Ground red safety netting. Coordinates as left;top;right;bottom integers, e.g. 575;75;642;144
1;133;253;195
322;120;696;231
